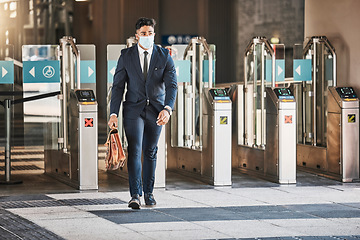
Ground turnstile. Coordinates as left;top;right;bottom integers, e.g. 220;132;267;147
69;89;98;189
266;88;296;184
298;86;359;182
328;87;359;181
44;37;98;190
45;89;98;189
232;36;296;184
168;87;232;186
294;36;359;182
167;37;232;186
208;89;232;185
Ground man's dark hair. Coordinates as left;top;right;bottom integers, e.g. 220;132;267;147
135;17;156;31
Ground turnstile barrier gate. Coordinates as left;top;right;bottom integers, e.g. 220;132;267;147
167;37;232;186
328;87;359;182
69;89;98;190
266;88;296;184
232;36;297;184
44;37;98;190
294;36;359;182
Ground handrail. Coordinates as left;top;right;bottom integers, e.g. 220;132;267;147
68;39;81;89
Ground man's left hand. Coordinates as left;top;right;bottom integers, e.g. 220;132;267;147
156;110;170;126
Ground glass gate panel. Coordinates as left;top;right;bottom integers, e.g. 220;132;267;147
241;37;275;148
295;36;336;147
170;38;215;149
22;45;60;147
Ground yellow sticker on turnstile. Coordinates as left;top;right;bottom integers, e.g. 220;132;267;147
348;114;356;123
220;116;228;125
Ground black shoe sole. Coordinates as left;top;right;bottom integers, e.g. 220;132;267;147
128;201;141;209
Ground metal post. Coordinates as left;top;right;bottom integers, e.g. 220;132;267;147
244;52;248;145
60;37;68;152
260;42;265;148
253;44;257;147
0;99;22;185
302;81;306;144
5;99;11;182
191;38;197;148
312;38;317;146
199;44;203;147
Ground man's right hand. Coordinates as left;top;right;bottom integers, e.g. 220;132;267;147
108;115;118;129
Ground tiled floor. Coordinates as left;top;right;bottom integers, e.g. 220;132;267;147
1;185;360;240
1;147;360;239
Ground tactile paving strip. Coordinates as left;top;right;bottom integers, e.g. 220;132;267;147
0;198;126;209
0;208;65;240
0;151;44;156
0;158;44;162
0;165;42;171
224;237;360;240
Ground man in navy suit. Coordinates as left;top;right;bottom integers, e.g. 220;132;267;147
108;17;177;209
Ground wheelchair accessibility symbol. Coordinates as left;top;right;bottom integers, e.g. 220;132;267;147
43;65;55;78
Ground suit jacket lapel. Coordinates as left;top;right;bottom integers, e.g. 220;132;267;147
147;45;159;81
131;46;144;81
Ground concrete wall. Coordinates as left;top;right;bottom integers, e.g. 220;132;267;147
305;0;360;93
235;0;304;81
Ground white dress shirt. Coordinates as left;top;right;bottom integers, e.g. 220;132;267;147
137;44;153;73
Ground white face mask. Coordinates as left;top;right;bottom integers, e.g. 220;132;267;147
138;35;154;49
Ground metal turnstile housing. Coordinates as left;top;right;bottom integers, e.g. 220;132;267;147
232;85;296;184
167;88;232;186
266;88;297;184
328;87;359;182
45;89;98;190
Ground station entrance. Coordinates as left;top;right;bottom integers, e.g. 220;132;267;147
1;35;359;194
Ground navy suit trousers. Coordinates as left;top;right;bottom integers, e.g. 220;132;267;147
123;104;162;197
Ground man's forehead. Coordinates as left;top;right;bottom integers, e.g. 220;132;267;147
138;26;154;32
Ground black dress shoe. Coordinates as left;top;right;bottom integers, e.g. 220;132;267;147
128;194;141;209
144;193;156;206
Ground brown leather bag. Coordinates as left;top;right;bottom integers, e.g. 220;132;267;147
104;128;126;170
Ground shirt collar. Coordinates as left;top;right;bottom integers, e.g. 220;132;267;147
137;44;154;55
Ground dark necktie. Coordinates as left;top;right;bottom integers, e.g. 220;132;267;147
143;51;148;80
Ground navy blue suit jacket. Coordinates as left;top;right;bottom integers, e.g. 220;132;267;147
110;44;177;119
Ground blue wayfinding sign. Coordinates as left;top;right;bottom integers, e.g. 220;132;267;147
0;60;14;84
174;60;191;83
293;59;312;81
79;60;96;83
107;60;117;83
23;60;60;83
265;59;285;82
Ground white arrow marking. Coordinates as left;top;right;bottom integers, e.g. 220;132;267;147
2;67;8;78
176;66;179;76
110;67;115;76
29;67;35;77
88;66;94;77
296;65;301;76
277;65;283;76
